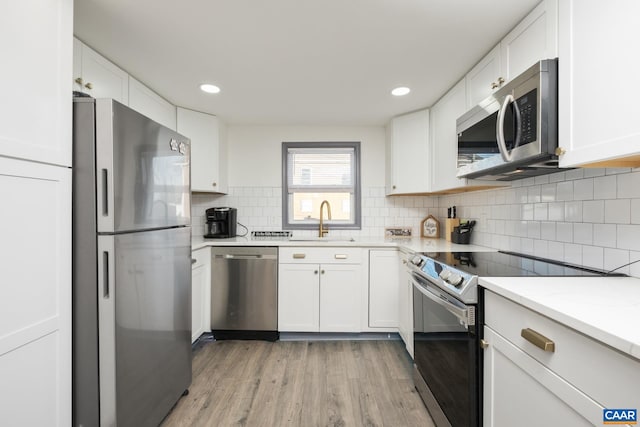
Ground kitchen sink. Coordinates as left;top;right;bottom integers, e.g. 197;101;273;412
288;236;356;242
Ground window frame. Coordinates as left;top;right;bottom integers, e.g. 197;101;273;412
282;141;361;230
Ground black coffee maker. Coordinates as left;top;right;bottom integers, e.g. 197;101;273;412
204;207;237;238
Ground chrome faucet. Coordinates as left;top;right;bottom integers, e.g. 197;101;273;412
319;200;332;237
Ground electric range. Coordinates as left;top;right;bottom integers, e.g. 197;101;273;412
408;250;620;427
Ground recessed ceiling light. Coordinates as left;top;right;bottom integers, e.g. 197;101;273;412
391;87;411;96
200;84;220;94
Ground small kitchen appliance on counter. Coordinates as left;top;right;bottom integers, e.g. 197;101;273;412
204;207;237;238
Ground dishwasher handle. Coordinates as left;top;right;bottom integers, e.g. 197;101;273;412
214;254;278;260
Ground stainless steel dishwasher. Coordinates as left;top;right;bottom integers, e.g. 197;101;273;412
211;246;278;341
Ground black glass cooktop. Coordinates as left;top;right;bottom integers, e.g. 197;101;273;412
423;250;624;278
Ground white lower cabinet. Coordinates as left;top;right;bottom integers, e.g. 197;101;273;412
368;250;399;328
278;248;362;333
397;252;414;358
191;247;211;343
483;290;640;427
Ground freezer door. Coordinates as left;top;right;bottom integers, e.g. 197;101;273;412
98;227;192;427
95;99;190;233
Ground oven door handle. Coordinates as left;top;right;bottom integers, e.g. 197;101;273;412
412;279;469;324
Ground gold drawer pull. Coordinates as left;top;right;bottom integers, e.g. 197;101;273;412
521;328;555;352
293;253;306;259
334;254;348;259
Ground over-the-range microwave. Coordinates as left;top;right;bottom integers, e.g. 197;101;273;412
456;58;561;181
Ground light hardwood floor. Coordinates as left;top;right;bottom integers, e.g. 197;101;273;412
161;339;435;427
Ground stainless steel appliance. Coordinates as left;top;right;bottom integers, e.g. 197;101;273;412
211;246;278;340
457;59;559;181
409;251;621;427
72;98;192;427
204;207;237;238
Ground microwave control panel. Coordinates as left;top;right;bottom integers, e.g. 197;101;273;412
516;88;537;145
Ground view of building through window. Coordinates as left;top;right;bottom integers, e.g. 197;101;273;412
283;142;360;229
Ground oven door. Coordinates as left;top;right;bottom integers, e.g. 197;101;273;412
412;273;478;427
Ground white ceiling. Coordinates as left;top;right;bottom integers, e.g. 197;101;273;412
74;0;539;126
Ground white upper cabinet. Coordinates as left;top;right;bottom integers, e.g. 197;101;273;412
177;108;228;193
465;0;558;109
128;76;176;130
465;45;502;109
73;38;129;105
386;109;430;195
1;1;72;167
558;0;640;168
431;79;468;192
500;0;558;82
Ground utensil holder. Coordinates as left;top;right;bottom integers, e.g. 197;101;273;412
451;226;471;244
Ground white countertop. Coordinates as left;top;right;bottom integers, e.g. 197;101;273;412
192;235;494;254
480;276;640;361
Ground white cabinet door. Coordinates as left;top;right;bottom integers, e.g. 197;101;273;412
128;76;176;130
75;40;129;105
368;250;399;328
278;264;320;332
501;0;558;81
558;0;640;167
177;108;227;193
1;0;72;167
191;248;211;343
483;326;602;427
465;45;502;109
0;158;72;427
386;109;430;195
430;79;468;192
319;264;362;332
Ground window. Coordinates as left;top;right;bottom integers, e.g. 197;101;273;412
282;142;361;230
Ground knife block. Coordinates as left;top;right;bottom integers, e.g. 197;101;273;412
445;218;460;242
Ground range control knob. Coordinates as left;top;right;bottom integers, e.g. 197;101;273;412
447;273;464;287
438;270;452;281
411;256;425;267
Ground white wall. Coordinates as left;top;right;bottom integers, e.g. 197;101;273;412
226;125;386;187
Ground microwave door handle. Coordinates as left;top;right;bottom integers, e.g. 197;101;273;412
512;99;522;150
496;94;515;162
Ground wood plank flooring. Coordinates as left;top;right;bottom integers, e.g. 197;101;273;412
161;339;435;427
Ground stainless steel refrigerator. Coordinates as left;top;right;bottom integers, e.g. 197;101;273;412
72;97;192;427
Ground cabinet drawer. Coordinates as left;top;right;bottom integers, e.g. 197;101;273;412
279;247;362;264
191;247;210;269
485;290;640;409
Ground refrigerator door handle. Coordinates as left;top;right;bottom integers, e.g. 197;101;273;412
101;169;109;217
97;236;116;426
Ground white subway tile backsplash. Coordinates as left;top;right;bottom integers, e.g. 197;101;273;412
565;169;585;181
564;201;583;222
593;175;617;199
540;222;556;240
616;224;640;251
604;199;630;224
593;224;617;248
563;243;582;264
548;202;565;221
556;181;574;201
556;222;573;242
195;170;639;277
573;223;593;245
617;172;640;198
582;200;604;223
632;199;640;224
582;246;604;269
573;178;594;200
